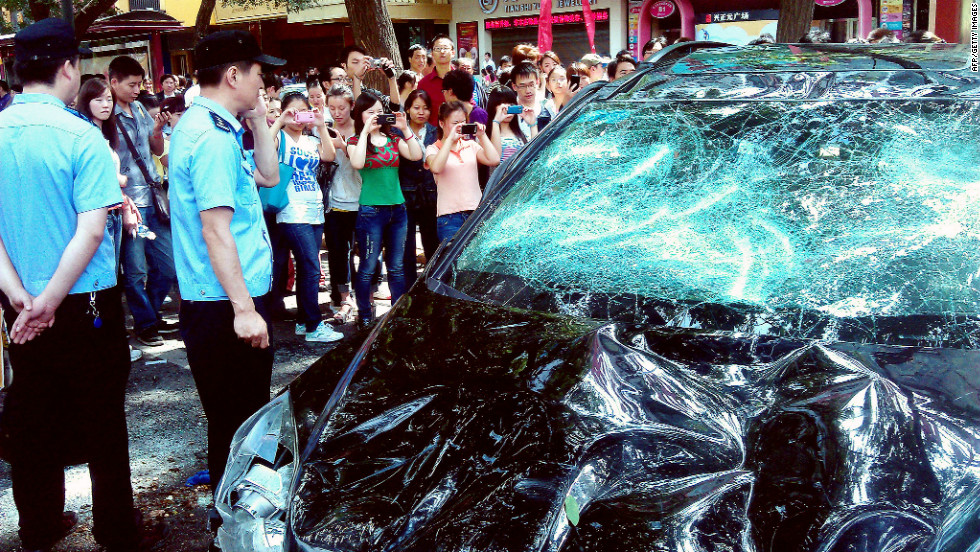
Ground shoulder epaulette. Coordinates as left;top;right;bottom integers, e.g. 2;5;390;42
210;111;233;133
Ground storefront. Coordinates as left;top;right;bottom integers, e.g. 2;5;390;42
630;0;960;52
0;11;183;85
451;0;629;64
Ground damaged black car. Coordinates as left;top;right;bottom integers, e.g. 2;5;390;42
213;42;980;552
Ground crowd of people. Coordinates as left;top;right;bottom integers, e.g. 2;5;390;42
0;14;952;552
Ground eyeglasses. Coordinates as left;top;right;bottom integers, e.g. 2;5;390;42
433;47;453;52
514;83;536;91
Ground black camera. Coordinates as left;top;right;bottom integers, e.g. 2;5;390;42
460;123;477;139
377;113;397;126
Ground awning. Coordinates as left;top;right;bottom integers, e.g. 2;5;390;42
0;11;185;53
85;10;185;35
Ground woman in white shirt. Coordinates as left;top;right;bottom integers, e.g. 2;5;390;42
324;85;362;323
270;92;342;343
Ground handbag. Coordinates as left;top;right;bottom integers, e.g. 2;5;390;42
258;129;291;214
118;111;170;224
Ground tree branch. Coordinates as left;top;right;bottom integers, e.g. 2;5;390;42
195;0;216;42
73;0;116;35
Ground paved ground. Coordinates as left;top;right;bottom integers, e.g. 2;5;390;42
0;288;390;551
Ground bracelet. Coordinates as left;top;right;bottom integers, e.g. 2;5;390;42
404;132;415;140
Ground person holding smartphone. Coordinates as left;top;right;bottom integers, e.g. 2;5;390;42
347;91;422;327
487;87;535;170
425;101;500;244
269;92;342;342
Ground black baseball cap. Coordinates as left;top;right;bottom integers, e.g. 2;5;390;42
14;18;91;63
195;30;285;70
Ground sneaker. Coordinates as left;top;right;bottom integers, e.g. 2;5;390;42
130;346;143;362
305;322;344;343
22;511;77;551
105;519;171;552
295;323;307;336
135;328;163;347
157;320;180;334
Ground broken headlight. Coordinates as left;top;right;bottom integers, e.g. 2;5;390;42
214;391;297;552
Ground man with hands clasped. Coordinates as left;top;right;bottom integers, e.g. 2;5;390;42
167;30;285;496
425;100;500;243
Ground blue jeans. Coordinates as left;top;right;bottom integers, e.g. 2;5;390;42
281;223;324;331
437;211;473;244
265;212;291;316
354;204;408;323
121;204;177;332
106;210;123;271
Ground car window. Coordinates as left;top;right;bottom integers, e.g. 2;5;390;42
441;99;980;347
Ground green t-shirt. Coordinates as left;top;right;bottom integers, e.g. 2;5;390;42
348;135;405;206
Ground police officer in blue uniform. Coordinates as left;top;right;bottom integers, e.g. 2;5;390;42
168;30;284;494
0;18;163;552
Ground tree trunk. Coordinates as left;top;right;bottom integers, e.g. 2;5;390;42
345;0;402;90
74;0;119;35
195;0;217;42
776;0;815;43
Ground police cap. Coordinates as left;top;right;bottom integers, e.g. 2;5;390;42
14;18;91;63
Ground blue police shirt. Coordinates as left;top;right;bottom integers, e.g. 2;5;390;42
0;94;121;297
168;95;272;301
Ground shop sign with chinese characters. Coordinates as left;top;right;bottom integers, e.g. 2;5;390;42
650;1;675;18
485;8;609;30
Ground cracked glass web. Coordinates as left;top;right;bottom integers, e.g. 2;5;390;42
447;98;980;346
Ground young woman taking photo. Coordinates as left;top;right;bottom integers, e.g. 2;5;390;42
347;91;423;327
426;101;500;244
269;92;342;342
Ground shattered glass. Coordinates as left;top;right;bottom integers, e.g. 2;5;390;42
447;97;980;347
667;43;970;75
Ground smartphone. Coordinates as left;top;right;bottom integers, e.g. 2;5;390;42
377;113;397;126
294;111;315;123
460;123;477;139
569;74;581;88
506;105;524;115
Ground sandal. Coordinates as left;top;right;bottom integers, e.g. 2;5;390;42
331;304;354;325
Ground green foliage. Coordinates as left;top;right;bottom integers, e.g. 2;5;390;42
0;0;119;30
217;0;317;10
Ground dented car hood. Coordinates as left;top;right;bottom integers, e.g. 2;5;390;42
286;287;980;552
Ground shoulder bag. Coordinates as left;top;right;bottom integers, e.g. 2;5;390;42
118;115;170;224
258;129;292;214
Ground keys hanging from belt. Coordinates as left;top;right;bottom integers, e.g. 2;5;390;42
87;292;102;329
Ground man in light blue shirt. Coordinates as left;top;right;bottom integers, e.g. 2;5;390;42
168;29;284;497
0;18;160;552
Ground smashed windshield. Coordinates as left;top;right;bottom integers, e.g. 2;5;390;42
443;99;980;347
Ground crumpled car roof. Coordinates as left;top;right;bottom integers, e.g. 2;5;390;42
288;287;980;551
